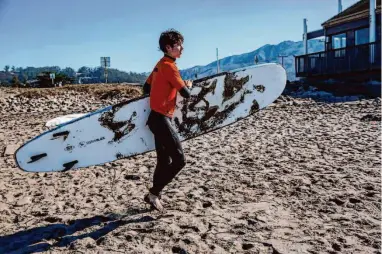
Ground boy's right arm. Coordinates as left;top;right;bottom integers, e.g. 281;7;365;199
164;63;192;98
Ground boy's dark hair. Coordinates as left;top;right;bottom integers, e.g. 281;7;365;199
159;29;184;53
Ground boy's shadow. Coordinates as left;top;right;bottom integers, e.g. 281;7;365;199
0;207;153;254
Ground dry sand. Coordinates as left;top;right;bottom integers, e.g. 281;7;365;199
0;84;380;254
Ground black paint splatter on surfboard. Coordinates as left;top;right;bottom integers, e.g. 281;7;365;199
222;73;250;103
99;102;137;142
254;85;265;93
174;73;257;139
249;100;260;114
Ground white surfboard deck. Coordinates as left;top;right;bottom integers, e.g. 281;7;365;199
15;63;286;172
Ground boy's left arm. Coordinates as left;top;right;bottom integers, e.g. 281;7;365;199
143;71;153;95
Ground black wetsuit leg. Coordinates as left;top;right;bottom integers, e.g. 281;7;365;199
147;110;186;196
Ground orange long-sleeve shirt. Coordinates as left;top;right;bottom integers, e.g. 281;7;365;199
145;55;186;118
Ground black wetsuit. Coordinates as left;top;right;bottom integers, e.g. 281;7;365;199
144;82;191;196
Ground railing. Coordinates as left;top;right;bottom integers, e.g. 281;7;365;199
295;41;381;77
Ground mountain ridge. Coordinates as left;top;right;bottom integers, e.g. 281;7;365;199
180;39;324;81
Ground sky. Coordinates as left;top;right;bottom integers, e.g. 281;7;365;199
0;0;359;73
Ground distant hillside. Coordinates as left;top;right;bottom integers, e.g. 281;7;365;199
180;39;324;81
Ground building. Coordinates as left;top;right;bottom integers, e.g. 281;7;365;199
26;79;40;87
295;0;381;95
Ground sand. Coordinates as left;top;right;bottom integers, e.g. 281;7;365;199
0;85;380;253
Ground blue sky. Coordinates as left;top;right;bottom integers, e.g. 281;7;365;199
0;0;359;73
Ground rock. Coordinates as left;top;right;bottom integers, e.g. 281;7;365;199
329;197;346;206
3;145;18;156
360;114;381;122
301;178;312;186
172;246;188;254
138;166;148;173
0;202;10;213
124;174;140;180
16;197;32;206
349;197;362;204
373;97;381;106
332;242;342;251
242;243;255;250
202;201;213;208
293;100;302;106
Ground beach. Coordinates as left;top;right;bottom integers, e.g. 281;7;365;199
0;84;380;253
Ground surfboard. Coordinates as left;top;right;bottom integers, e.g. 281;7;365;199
15;63;286;172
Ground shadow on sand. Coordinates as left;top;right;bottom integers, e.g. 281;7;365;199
0;208;153;254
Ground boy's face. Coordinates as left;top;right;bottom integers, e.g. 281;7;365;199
166;41;183;59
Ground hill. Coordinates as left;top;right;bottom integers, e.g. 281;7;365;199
180;39;324;81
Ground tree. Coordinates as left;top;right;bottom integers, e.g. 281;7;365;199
55;73;74;85
77;66;91;76
1;65;148;86
22;73;28;83
11;75;21;87
61;67;76;78
11;66;16;72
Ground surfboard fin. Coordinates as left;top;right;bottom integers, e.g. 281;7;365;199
27;153;47;163
51;131;70;141
62;160;78;172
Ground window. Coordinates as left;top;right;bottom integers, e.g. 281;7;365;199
332;33;346;57
355;27;369;45
332;33;347;49
299;57;305;73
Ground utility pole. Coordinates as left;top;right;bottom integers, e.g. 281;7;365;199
369;0;376;64
338;0;342;13
100;57;110;83
303;18;308;55
104;58;108;83
216;48;220;74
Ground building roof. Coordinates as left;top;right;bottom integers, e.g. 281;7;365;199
322;0;381;28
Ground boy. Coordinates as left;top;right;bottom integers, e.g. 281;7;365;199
143;29;192;212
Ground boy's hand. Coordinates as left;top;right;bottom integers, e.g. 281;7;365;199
184;80;193;88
